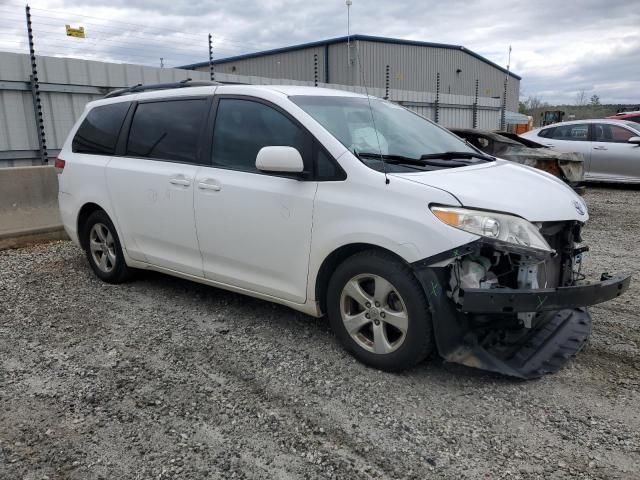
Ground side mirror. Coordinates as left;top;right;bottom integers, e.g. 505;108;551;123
256;146;304;173
627;136;640;146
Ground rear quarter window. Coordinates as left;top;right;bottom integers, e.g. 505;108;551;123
72;102;130;155
538;128;554;138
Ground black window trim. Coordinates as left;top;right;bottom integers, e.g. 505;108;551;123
205;94;347;182
72;101;133;155
115;95;214;166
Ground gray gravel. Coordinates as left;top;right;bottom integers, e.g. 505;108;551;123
1;185;639;480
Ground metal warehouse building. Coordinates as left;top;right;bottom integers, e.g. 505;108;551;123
183;34;520;113
1;36;521;167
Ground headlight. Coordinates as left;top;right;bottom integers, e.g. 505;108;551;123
431;206;553;252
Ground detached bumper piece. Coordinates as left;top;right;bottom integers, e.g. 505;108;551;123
445;307;593;379
458;273;631;314
414;269;632;379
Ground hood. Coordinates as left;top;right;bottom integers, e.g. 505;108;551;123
391;159;588;222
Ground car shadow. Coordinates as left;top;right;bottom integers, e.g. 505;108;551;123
133;269;530;385
586;182;640;191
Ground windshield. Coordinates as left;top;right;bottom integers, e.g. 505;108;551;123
290;95;476;164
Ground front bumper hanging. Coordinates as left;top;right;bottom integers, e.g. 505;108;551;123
414;268;632;379
458;273;631;314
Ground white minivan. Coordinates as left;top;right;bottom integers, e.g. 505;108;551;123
57;82;630;378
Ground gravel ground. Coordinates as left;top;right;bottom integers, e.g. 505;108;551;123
1;186;639;480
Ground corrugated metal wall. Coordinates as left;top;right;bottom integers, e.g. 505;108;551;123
0;51;502;167
0;52;212;166
195;39;520;111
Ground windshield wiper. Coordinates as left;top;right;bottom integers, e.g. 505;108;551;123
355;152;426;166
355;151;479;168
419;151;495;162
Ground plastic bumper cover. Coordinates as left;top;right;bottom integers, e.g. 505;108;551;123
457;273;631;314
414;268;632;379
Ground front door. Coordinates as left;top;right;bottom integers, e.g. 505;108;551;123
106;97;211;277
589;123;640;181
194;97;316;303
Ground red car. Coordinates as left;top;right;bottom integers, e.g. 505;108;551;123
607;110;640;124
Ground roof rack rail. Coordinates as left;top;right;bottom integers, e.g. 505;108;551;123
104;78;221;98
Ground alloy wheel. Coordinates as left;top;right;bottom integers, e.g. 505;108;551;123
89;222;117;273
339;274;408;354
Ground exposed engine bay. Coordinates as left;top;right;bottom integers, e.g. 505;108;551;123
448;221;586;329
411;221;631;378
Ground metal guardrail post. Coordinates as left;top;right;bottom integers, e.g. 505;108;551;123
208;34;215;81
314;54;318;87
384;65;390;100
472;79;479;128
25;5;48;165
500;77;507;130
434;72;440;124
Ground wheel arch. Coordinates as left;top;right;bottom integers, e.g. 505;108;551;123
77;202;107;250
314;243;409;316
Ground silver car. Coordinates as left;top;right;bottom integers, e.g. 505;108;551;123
521;119;640;183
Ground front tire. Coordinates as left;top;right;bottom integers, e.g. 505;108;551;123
327;250;434;371
82;210;132;284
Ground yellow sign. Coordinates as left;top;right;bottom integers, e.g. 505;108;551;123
65;25;85;38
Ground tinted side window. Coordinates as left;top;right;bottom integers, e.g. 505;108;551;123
538;128;554;138
593;124;635;143
72;102;130;154
126;99;208;163
212;99;305;172
549;124;588;141
315;145;345;180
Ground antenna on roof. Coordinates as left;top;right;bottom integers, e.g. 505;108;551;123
353;33;390;185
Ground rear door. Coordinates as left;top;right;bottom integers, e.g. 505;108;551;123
589;123;640;181
193;96;318;303
105;96;211;276
538;123;592;170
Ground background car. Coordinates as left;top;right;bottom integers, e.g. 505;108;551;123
607;110;640;124
450;128;584;189
521;119;640;183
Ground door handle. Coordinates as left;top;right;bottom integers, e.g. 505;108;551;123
593;146;607;151
198;179;221;191
169;175;191;186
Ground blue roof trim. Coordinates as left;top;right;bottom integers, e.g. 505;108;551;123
179;34;521;80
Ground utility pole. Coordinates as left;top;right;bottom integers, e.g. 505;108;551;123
500;45;512;131
346;0;352;67
160;57;164;68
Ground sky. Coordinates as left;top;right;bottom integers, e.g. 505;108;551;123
0;0;638;105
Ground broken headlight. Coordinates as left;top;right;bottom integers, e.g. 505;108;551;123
431;206;553;253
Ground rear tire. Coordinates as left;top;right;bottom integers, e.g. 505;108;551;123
82;210;132;284
327;250;434;371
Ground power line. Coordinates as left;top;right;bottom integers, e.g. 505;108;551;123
0;22;252;60
0;5;272;52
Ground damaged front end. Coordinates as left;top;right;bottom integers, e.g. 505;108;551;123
413;221;631;379
499;149;585;189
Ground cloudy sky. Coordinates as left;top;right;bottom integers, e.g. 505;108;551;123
0;0;638;104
